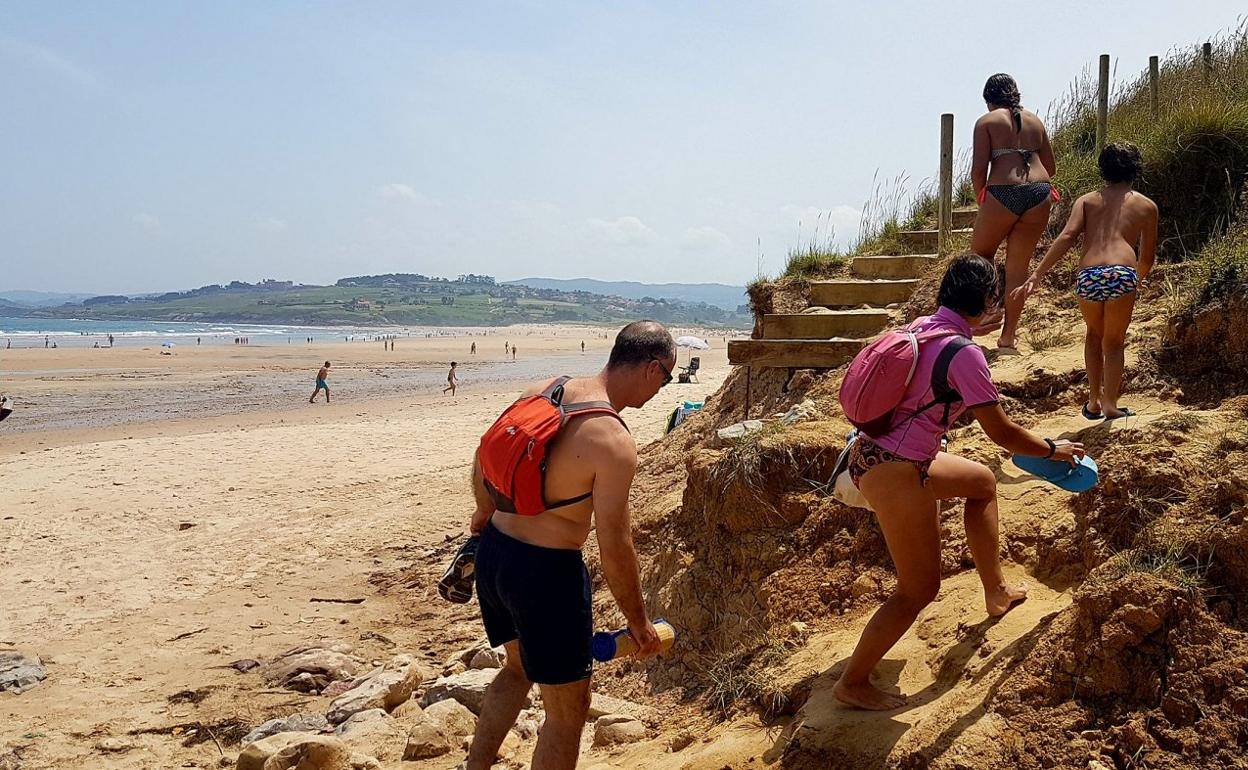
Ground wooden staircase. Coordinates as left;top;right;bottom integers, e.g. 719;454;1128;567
728;206;976;370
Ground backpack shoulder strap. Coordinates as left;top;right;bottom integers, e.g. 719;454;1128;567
540;376;574;405
564;400;628;432
911;335;974;425
931;336;974;401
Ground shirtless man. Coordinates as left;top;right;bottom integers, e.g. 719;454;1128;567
443;361;459;396
309;361;331;403
1014;141;1158;420
465;321;675;770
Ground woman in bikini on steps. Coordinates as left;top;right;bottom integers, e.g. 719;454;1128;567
970;73;1058;350
833;255;1084;711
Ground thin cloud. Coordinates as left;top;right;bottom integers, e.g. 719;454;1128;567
588;216;658;247
379;183;438;207
132;213;160;231
680;225;731;251
0;33;96;88
257;217;288;233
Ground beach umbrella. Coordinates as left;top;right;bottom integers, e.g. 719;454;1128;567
674;335;709;366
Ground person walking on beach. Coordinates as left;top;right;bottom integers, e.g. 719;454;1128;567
834;255;1083;711
1012;142;1158;421
581;340;585;353
310;361;331;403
464;321;675;770
511;345;517;361
471;342;477;355
969;73;1058;350
443;361;459;396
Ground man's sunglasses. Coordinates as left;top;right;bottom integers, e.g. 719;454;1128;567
653;358;674;386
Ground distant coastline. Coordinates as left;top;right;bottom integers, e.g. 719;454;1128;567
10;273;751;330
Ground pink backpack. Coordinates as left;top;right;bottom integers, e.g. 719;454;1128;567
838;325;972;438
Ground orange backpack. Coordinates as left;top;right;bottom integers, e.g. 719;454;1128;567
478;376;624;515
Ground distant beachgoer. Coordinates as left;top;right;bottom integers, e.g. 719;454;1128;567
197;337;201;345
970;73;1058;350
512;345;517;361
443;362;459;396
471;342;477;355
505;341;510;355
1012;142;1157;421
44;336;49;349
581;340;585;353
463;321;674;768
834;255;1084;711
310;361;331;403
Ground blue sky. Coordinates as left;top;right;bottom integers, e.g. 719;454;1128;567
0;1;1239;294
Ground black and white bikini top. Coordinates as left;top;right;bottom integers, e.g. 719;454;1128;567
990;147;1040;180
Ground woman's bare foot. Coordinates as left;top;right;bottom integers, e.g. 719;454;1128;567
986;583;1028;617
832;678;906;711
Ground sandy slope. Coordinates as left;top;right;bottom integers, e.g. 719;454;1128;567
578;328;1203;770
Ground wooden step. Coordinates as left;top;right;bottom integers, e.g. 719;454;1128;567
809;279;918;308
762;310;890;340
728;338;865;369
952;207;977;228
898;228;972;252
851;254;938;280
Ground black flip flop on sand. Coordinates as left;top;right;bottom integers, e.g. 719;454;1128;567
1082;402;1104;421
1103;407;1137;422
438;535;480;604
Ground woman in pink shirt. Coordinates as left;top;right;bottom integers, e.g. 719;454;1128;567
834;255;1084;711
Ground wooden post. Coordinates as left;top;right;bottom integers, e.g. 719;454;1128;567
1149;55;1159;117
1202;42;1213;81
1096;54;1110;152
938;113;954;254
743;367;752;420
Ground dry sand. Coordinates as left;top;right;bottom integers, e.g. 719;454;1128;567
0;328;730;769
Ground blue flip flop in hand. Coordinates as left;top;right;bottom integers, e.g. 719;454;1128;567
1012;452;1099;492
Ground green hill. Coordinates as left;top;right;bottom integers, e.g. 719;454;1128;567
23;274;751;329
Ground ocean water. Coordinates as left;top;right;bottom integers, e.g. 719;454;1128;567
0;316;428;348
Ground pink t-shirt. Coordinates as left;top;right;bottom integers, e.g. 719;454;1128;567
870;306;1000;462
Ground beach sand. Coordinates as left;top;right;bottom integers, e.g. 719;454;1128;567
0;327;729;769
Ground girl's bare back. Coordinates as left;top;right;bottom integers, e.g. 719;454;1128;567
1077;189;1159;268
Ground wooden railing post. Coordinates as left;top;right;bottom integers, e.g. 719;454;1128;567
1149;55;1159;117
1202;42;1213;81
1096;54;1110;152
938;113;954;254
